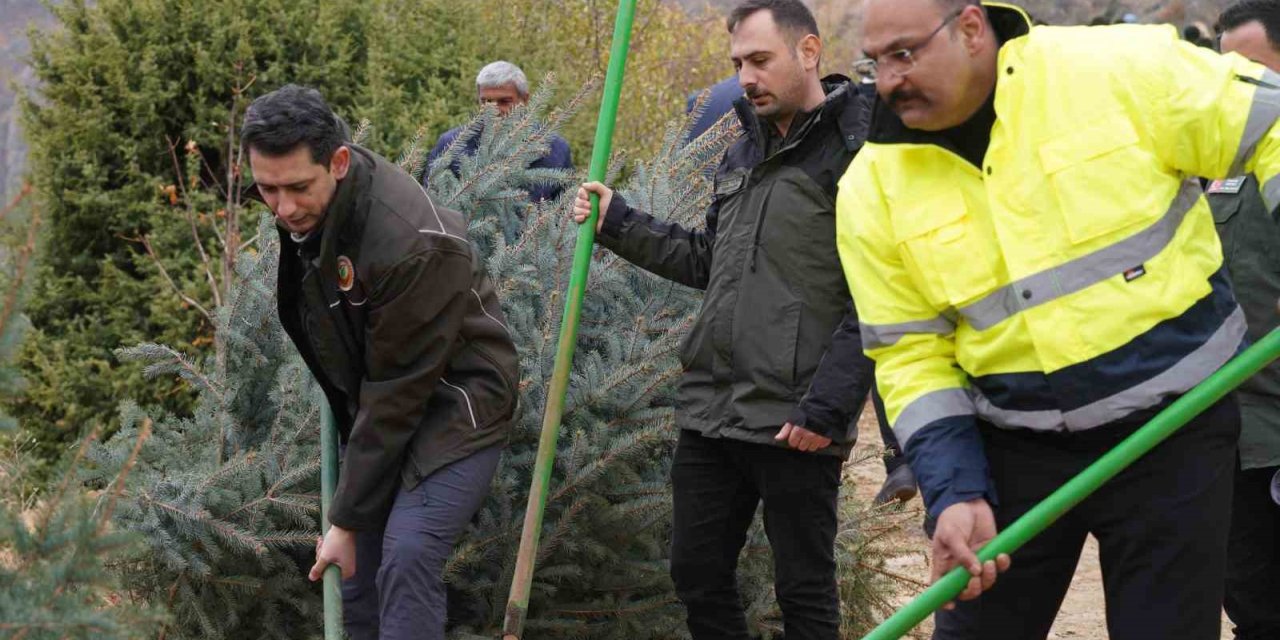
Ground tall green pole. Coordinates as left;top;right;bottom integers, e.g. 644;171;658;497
320;402;343;640
502;2;638;638
861;326;1280;640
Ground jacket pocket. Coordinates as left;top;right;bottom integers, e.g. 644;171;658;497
1039;113;1154;245
894;189;999;306
732;250;802;398
445;341;517;430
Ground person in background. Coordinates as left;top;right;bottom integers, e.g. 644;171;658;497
424;61;572;203
1212;6;1280;638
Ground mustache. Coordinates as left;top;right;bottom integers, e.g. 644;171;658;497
745;86;769;100
888;89;925;108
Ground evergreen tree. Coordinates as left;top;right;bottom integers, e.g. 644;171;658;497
12;0;491;468
0;185;164;640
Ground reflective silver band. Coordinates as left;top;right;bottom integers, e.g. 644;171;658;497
959;179;1201;330
895;387;975;446
1230;69;1280;177
970;305;1245;432
861;315;957;350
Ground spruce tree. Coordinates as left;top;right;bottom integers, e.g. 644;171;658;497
12;0;491;467
0;186;164;640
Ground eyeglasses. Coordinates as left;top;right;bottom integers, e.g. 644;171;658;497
852;8;964;83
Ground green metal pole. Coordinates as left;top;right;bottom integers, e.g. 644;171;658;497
320;402;343;640
862;326;1280;640
502;2;637;638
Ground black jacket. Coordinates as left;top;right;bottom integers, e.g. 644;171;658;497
597;77;875;455
277;146;518;530
1208;176;1280;470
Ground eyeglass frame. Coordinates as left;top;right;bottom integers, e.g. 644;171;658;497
852;7;966;83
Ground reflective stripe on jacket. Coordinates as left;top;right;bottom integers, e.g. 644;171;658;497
836;4;1280;516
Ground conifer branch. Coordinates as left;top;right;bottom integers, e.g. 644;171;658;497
0;195;39;352
0;181;32;224
98;418;153;532
138;233;215;324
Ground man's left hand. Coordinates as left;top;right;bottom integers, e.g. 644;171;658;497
309;525;357;581
775;422;832;452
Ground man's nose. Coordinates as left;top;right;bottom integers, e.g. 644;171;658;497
276;194;297;219
877;72;906;99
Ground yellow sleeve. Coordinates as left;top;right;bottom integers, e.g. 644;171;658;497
1142;26;1280;209
836;153;993;517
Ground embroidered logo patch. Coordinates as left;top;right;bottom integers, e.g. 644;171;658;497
1123;264;1147;282
1207;177;1246;194
337;256;355;291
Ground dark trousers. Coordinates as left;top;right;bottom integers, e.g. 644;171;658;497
1225;463;1280;639
669;429;843;640
342;446;502;640
934;397;1239;640
872;386;907;474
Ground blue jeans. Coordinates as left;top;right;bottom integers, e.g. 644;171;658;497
341;446;502;640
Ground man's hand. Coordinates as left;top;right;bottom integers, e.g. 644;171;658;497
572;182;613;232
931;499;1011;609
309;525;357;581
775;422;832;452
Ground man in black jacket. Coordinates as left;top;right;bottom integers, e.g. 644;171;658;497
243;85;518;640
571;1;874;637
1214;5;1280;637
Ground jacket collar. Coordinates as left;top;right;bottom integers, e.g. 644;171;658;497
866;3;1032;149
732;73;868;158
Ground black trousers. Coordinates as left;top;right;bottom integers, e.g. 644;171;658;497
1225;463;1280;639
872;386;907;474
669;429;843;640
934;397;1239;640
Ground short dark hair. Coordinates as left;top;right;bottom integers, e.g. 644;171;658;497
241;84;345;165
726;0;819;41
1218;0;1280;48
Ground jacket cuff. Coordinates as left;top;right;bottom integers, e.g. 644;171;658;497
901;414;999;519
787;404;839;439
327;500;378;532
598;192;630;241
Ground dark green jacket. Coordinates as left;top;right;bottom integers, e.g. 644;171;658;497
1209;175;1280;469
277;146;518;530
597;78;875;456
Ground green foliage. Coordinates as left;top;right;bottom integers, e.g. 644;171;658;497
0;429;167;640
86;216;326;639
475;0;729;161
10;0;490;468
0;175;161;640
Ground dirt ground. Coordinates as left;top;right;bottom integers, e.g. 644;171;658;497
847;408;1235;640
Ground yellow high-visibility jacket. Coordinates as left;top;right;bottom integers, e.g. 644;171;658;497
837;4;1280;516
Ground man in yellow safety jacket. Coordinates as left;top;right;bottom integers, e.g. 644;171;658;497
838;1;1280;637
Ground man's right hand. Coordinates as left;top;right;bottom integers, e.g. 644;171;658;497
931;498;1011;609
572;182;612;232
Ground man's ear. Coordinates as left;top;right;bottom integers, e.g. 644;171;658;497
957;5;989;54
330;145;351;180
798;33;823;72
